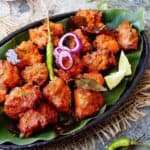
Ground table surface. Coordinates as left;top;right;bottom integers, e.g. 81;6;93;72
0;0;150;150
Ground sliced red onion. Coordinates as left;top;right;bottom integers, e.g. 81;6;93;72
53;46;70;58
57;50;73;70
58;32;82;54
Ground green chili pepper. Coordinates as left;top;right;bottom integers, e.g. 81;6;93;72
46;11;54;80
107;137;150;150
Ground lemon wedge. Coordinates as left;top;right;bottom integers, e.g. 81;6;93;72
119;51;132;76
104;70;125;90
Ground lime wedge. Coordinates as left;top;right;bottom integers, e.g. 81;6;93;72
104;71;125;90
119;51;132;76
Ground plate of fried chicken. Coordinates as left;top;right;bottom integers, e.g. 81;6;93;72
0;9;149;149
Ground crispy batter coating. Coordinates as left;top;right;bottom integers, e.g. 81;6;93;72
29;21;64;49
4;84;42;119
116;20;139;50
85;22;107;34
83;72;104;85
0;60;20;88
56;55;83;82
82;49;117;72
18;103;58;137
17;40;39;52
49;21;64;36
74;88;104;119
21;63;48;86
76;9;103;28
29;25;47;50
43;77;71;113
15;41;43;68
73;29;92;52
68;10;106;35
0;84;7;104
93;34;120;53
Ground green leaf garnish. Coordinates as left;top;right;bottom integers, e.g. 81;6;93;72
76;78;107;91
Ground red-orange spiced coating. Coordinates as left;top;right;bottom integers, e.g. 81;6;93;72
18;103;58;137
4;83;42;119
43;77;71;113
74;88;104;119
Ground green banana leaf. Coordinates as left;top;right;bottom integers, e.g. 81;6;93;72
0;8;144;145
0;31;29;59
103;8;144;31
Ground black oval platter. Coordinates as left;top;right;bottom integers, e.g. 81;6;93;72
0;11;149;150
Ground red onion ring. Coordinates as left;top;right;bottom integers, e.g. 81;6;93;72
58;32;82;54
57;50;73;70
53;46;70;58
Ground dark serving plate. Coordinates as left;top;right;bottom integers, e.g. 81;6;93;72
0;12;149;150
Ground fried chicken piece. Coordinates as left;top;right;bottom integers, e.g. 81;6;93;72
67;15;106;35
56;55;83;82
82;49;117;72
73;29;92;52
76;9;106;34
15;41;43;68
21;63;48;86
74;88;104;119
67;16;87;31
76;9;103;28
43;77;71;113
18;103;58;137
29;25;47;50
4;84;42;119
116;20;139;50
0;84;7;104
85;23;106;35
93;34;120;53
49;21;64;36
29;21;64;49
0;60;20;88
17;40;39;52
83;72;104;85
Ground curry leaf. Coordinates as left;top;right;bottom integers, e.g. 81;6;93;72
76;78;107;91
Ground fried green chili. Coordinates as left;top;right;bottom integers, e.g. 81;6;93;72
46;11;54;80
107;137;150;150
